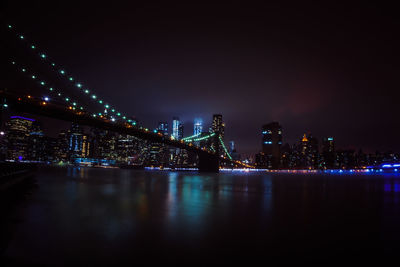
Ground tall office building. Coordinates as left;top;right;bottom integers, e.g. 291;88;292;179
261;122;282;168
157;122;169;136
28;122;46;161
210;114;225;157
0;130;6;160
229;141;235;153
172;117;183;140
322;137;335;169
211;114;225;139
193;118;203;136
54;131;68;161
298;133;319;169
67;123;84;160
5;115;35;161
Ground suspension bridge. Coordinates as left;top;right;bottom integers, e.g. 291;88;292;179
0;23;253;172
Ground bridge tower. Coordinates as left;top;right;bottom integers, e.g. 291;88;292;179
198;131;220;173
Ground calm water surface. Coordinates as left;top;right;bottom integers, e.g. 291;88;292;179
3;167;400;265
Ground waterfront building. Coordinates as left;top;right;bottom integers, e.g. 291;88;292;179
210;114;225;157
157;122;169;136
322;137;335;169
298;133;319;169
261;122;282;168
66;123;88;160
54;131;68;162
89;128;118;161
172;117;184;140
27;122;47;161
5;116;35;161
211;114;224;139
336;150;356;169
193;118;203;136
0;130;6;160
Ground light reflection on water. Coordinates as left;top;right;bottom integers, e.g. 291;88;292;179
4;167;400;265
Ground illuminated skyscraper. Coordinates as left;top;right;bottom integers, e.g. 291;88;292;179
298;133;319;169
211;114;225;139
158;122;169;136
193;118;203;136
5;116;35;161
322;137;335;169
229;141;235;153
172;117;183;140
67;123;85;160
261;122;282;168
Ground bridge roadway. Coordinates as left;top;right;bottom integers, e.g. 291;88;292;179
1;91;222;172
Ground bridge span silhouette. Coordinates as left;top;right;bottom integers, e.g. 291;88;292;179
1;23;254;172
0;90;252;172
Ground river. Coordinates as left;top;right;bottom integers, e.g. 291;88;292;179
2;167;400;265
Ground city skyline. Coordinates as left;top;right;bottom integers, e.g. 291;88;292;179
1;2;400;154
1;113;398;171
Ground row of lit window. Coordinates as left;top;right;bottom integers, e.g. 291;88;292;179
264;141;282;145
262;130;282;135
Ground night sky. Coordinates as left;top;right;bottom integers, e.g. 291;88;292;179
1;2;400;154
